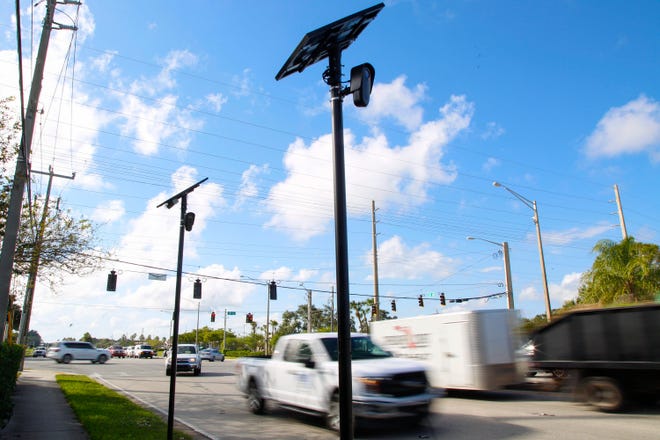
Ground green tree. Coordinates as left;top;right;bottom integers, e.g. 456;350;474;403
350;298;393;333
81;332;93;342
578;237;660;305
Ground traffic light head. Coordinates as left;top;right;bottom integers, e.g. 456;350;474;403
210;311;216;322
418;295;424;307
440;293;446;306
106;270;117;292
391;300;396;312
246;313;253;323
269;281;277;300
193;279;202;299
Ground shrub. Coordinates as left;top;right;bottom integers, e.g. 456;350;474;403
0;343;25;428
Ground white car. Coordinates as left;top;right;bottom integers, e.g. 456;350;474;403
166;344;202;376
46;341;110;364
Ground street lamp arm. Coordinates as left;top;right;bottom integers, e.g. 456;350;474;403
492;181;534;211
466;236;502;247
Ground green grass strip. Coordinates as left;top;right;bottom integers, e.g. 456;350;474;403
56;374;192;440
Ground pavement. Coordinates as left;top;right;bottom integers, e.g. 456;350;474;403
1;367;88;439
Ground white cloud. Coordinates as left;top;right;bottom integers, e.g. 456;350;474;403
232;68;254;98
265;89;474;241
550;272;582;305
359;75;427;131
519;285;539;301
92;200;125;223
115;50;203;155
366;236;457;280
235;164;268;208
206;92;228;112
482;121;505;139
482;157;500;172
540;223;614;246
585;95;660;160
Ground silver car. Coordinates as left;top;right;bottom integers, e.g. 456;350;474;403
46;341;111;364
200;348;225;362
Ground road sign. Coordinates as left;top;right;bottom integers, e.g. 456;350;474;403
227;311;236;315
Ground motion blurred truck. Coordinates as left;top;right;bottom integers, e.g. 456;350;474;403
529;304;660;411
236;333;433;431
370;309;524;391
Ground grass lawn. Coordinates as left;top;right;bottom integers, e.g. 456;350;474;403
56;374;193;440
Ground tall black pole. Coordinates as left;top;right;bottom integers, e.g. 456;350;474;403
166;193;187;439
327;46;353;439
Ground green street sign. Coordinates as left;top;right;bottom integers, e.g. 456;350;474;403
227;311;236;315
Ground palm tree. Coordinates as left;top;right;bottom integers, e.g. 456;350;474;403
578;237;660;305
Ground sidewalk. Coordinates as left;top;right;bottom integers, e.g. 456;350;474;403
1;368;88;439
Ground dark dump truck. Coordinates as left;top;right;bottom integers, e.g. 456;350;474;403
529;303;660;411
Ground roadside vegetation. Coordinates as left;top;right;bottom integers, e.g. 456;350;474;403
0;343;24;429
56;374;192;440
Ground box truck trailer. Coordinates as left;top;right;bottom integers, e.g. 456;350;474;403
370;309;524;391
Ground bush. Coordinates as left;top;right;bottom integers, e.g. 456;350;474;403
0;343;25;428
226;350;265;358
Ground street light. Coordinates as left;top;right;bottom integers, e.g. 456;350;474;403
466;236;514;310
492;181;551;321
276;5;384;438
157;177;207;440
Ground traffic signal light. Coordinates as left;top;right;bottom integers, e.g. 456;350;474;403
106;270;117;291
193;278;202;299
269;281;277;300
391;300;396;312
246;313;253;323
210;311;216;322
371;304;377;316
418;295;424;307
440;293;446;306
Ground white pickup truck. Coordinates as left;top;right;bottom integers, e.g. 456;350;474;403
236;332;434;431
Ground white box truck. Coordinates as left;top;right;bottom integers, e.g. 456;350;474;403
370;309;524;391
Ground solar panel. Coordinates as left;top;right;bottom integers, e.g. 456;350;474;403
275;3;385;81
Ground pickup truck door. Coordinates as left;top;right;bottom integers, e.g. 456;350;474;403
276;340;325;409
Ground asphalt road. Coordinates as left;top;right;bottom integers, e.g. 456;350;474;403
24;357;660;439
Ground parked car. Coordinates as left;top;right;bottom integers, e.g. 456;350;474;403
32;346;47;357
166;344;202;376
108;345;126;358
130;344;155;358
46;341;110;364
200;348;225;362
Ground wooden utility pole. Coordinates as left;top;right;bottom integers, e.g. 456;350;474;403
17;167;74;348
0;0;60;342
371;200;380;320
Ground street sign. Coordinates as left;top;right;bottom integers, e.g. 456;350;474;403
227;311;236;315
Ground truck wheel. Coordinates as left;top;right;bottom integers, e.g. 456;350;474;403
62;354;72;364
581;377;624;412
247;380;265;415
326;392;340;432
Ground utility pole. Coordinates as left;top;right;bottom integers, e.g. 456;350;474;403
307;289;312;333
371;200;380;320
222;308;227;353
17;167;74;349
0;0;64;342
613;184;628;240
330;286;335;332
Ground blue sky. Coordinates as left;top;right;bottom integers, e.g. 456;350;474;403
1;1;659;343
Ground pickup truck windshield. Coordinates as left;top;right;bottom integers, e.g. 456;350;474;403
320;336;392;361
